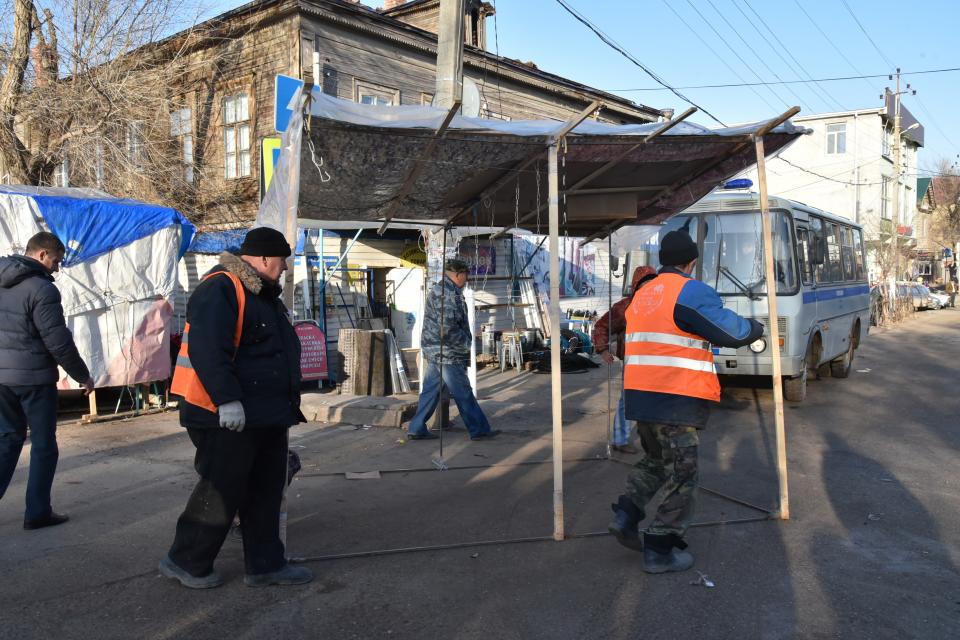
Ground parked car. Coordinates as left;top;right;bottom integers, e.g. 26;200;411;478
927;288;949;309
904;284;926;311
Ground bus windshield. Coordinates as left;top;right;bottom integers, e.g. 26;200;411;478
701;211;797;296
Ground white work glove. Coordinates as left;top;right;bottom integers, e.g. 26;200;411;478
218;401;246;432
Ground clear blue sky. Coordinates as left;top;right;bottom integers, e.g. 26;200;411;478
211;0;960;173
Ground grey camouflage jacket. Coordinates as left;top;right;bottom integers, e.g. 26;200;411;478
420;276;471;365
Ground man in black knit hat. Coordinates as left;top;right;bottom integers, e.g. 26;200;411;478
162;226;312;589
607;230;763;574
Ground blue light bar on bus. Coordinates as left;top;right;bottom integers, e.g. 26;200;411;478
722;178;754;190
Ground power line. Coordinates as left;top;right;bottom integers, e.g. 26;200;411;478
792;0;881;98
743;0;850;111
728;0;838;112
552;0;726;125
702;0;813;113
602;66;960;91
682;0;790;111
657;0;779;117
839;0;896;70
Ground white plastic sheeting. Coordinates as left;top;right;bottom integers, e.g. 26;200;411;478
0;188;189;389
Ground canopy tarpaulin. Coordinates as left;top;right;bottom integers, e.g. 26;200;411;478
295;92;806;237
0;186;195;389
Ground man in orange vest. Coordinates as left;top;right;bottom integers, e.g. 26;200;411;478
608;230;763;574
161;227;312;589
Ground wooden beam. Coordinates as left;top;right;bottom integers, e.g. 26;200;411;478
618;107;800;233
754;106;801;139
756;135;790;521
549;100;603;144
512;107;697;230
485;100;603;237
378;101;461;235
547;143;564;542
564;186;668;195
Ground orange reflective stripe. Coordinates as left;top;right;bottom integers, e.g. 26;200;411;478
170;271;246;413
623;272;721;402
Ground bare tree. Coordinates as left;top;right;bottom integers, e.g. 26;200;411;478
0;0;224;212
929;158;960;253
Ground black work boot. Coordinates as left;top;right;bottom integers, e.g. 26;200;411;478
608;495;645;551
642;533;694;574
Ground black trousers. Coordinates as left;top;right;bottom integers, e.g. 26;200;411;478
168;427;288;577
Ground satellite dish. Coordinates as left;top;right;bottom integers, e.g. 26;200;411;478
461;78;481;117
431;78;482;117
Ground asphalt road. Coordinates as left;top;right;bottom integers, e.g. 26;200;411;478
1;308;958;639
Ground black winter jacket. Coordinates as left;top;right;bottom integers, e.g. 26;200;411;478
0;255;90;387
178;252;304;429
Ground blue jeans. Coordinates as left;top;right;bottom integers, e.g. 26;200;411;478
613;388;632;446
0;384;60;521
408;361;492;438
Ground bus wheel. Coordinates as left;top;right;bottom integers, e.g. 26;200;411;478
830;333;856;378
784;366;807;402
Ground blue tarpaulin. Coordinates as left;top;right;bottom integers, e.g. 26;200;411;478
0;187;196;267
187;229;246;254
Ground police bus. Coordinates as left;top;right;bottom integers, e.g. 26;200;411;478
654;182;870;401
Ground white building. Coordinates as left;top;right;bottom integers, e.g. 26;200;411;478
741;93;923;281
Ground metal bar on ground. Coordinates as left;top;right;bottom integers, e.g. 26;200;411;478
755;134;790;521
379;102;461;235
548;143;564;541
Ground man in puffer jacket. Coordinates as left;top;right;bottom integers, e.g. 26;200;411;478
406;258;498;441
160;227;312;590
0;232;94;530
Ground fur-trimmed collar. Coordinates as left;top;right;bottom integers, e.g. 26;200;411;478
219;252;263;294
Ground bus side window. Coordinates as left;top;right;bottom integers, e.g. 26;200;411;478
840;226;855;281
852;228;866;281
826;222;842;282
797;228;812;285
810;217;828;283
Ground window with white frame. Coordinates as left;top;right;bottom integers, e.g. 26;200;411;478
126;121;145;170
355;81;398;106
170;107;194;184
882;128;892;157
223;93;251;179
826;122;846;154
52;159;69;187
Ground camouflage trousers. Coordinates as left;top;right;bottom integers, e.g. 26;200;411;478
625;422;699;537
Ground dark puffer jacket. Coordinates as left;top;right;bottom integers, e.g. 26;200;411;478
178;252;304;429
0;255;90;387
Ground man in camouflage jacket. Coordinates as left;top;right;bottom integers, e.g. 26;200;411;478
407;258;498;441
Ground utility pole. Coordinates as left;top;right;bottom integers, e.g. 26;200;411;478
435;0;465;109
888;68;917;286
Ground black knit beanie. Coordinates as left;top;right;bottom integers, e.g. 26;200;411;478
659;230;698;266
238;227;292;257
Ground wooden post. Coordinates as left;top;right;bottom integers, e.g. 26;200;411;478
87;389;98;418
548;143;565;541
755;135;790;521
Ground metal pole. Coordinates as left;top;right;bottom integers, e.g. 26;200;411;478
606;234;613;457
755;135;790;521
892;71;902;285
548;144;565;540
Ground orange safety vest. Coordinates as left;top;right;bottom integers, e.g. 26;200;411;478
623;272;720;402
170;271;247;412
